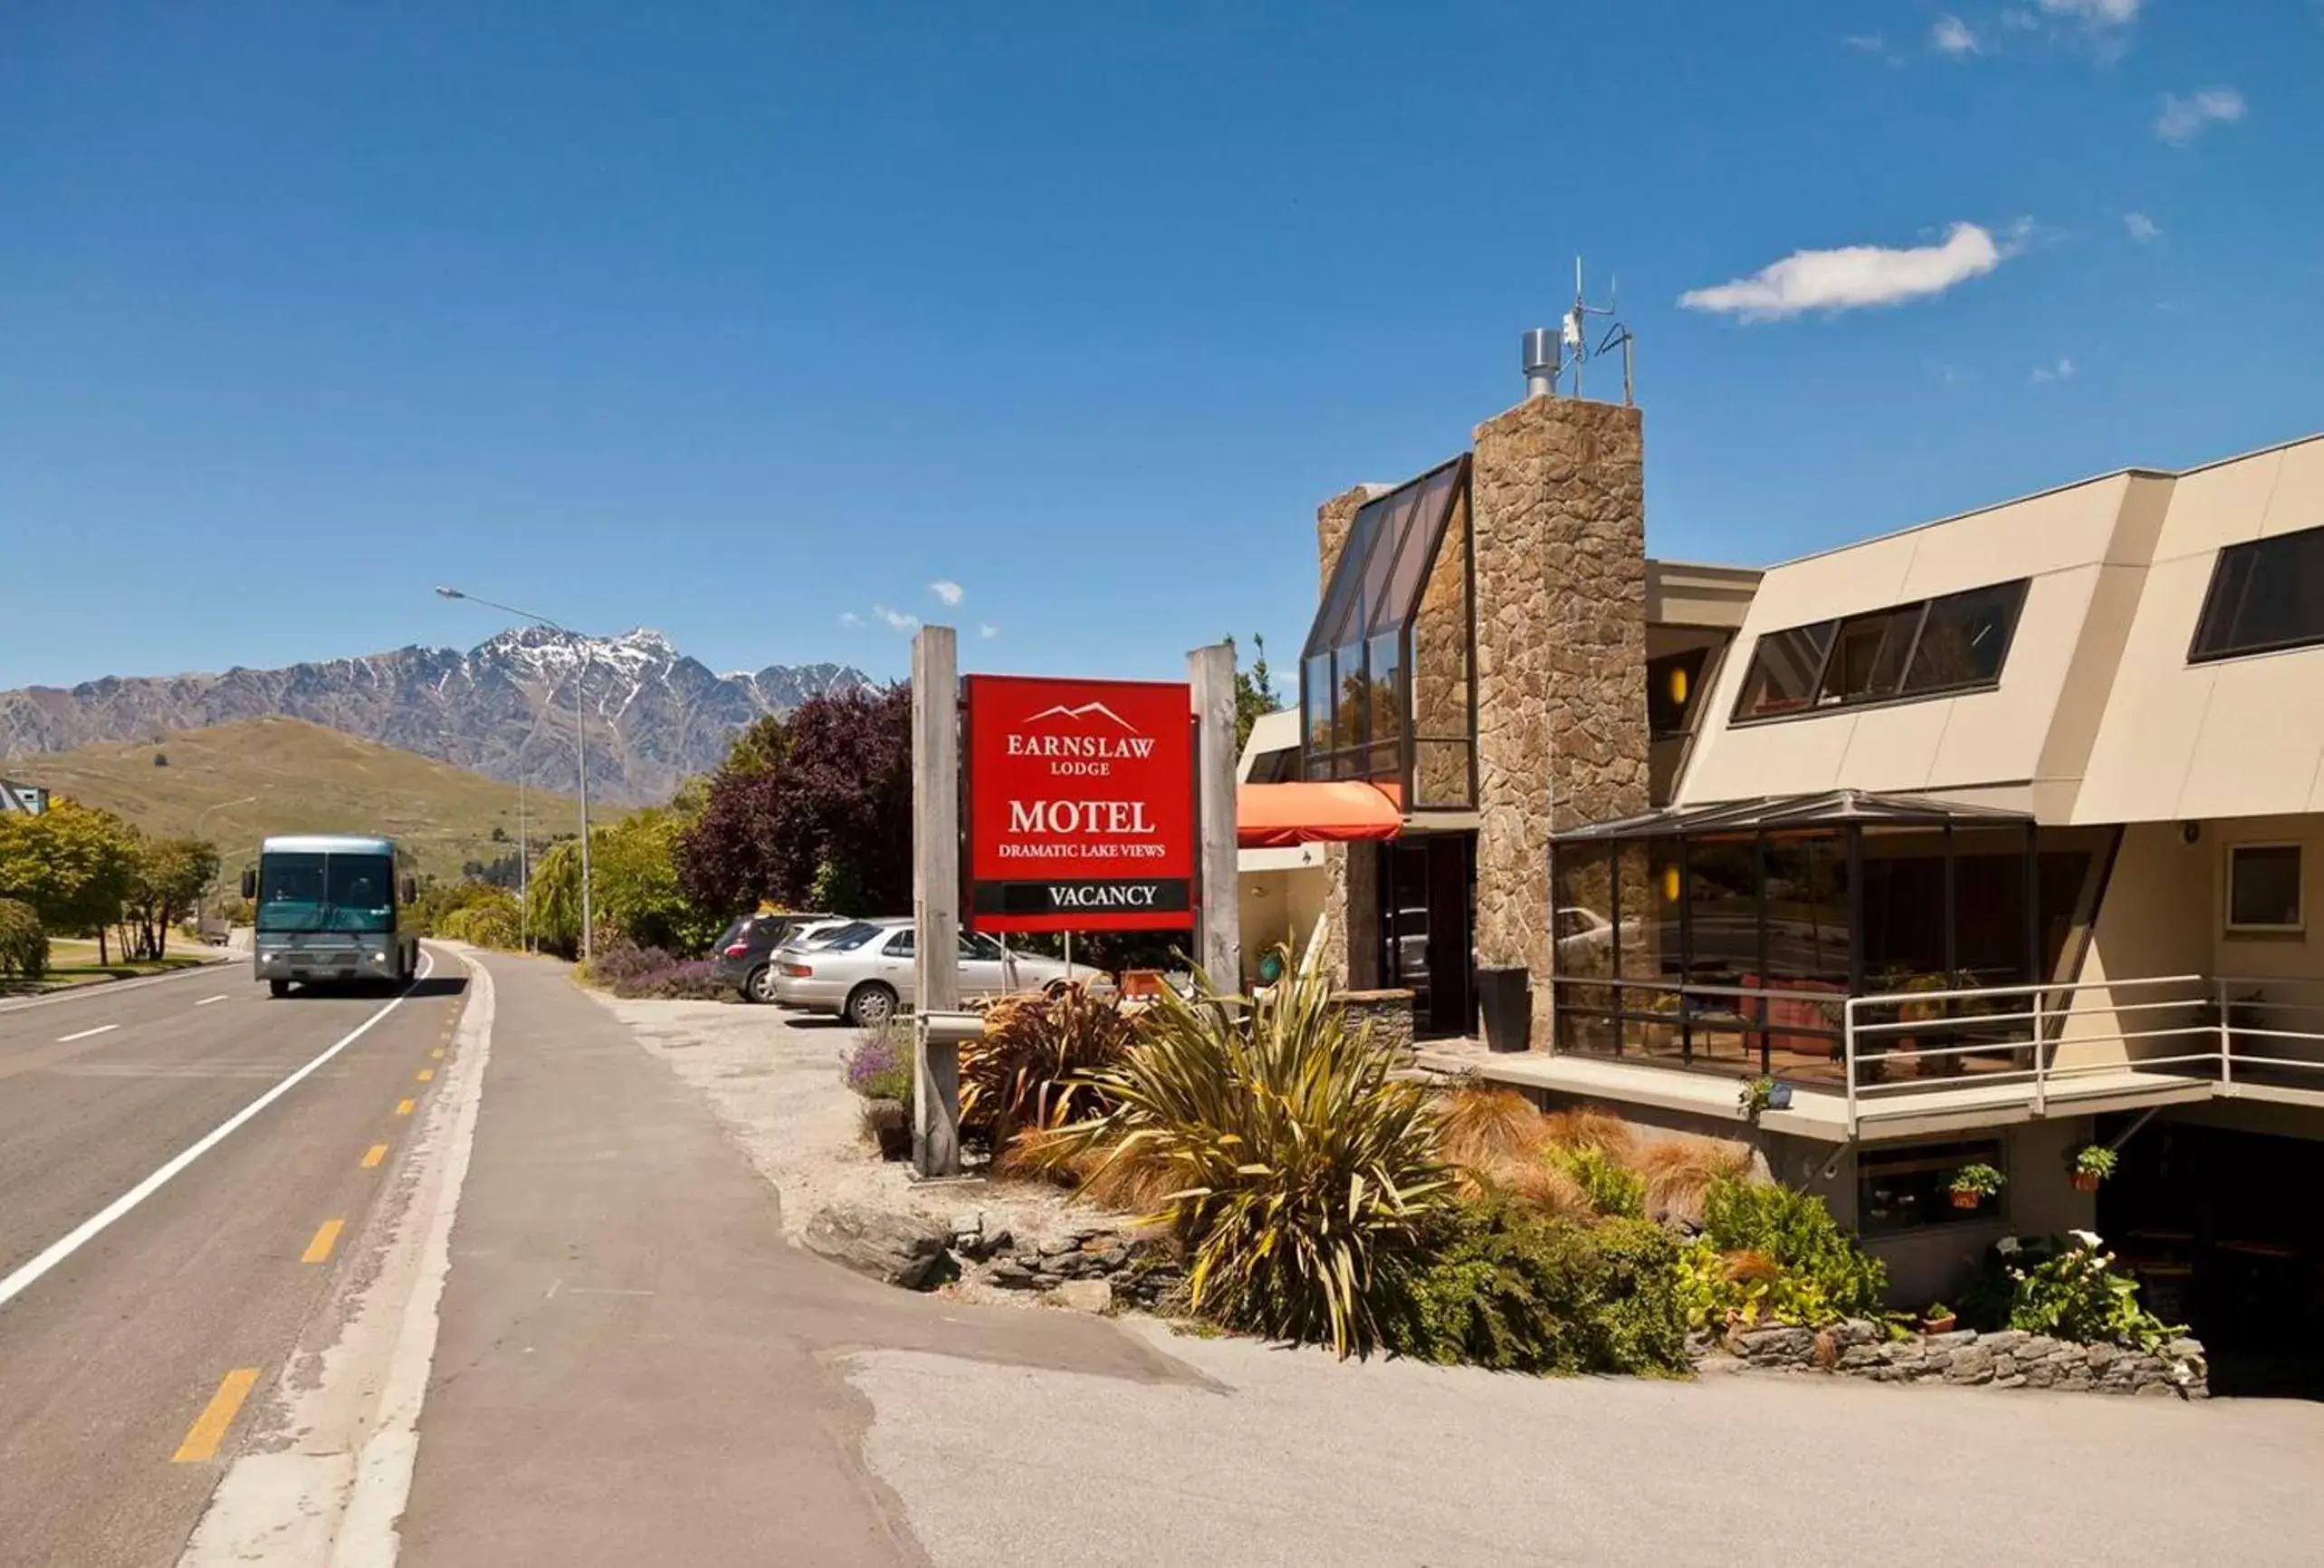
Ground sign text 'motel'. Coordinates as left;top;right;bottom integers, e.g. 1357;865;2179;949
963;674;1195;932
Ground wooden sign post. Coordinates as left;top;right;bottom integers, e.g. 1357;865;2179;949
910;626;963;1179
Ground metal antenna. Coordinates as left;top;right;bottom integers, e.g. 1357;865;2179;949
1593;272;1638;406
1564;257;1618;399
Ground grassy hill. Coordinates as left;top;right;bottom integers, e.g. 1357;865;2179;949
11;717;584;880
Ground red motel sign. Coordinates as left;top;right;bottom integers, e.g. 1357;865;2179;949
963;674;1195;933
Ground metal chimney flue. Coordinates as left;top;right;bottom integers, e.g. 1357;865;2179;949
1521;328;1558;399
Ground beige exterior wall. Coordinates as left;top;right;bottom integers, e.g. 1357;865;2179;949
1239;861;1327;983
2073;436;2324;825
1678;473;2163;815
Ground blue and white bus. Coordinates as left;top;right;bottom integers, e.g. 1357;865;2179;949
241;834;419;996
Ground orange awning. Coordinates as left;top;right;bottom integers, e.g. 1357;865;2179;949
1236;781;1402;848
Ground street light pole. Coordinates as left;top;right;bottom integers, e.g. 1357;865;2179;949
436;587;595;962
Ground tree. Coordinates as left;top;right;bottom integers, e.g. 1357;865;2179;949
764;686;912;914
675;763;785;920
0;798;139;962
719;712;790;781
527;809;718;958
1227;633;1281;751
120;836;220;961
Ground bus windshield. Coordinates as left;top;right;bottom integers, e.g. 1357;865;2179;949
257;852;397;933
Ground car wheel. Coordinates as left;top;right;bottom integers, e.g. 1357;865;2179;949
268;979;290;999
746;964;779;1004
845;982;898;1030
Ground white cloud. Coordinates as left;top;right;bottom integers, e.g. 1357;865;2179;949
1843;33;1886;52
2030;357;2077;384
837;610;863;628
871;604;920;632
2123;211;2162;243
2041;0;2138;24
1931;14;1979;55
928;579;964;607
2156;87;2244;145
1679;223;2011;322
978;623;999;640
2001;7;2041;30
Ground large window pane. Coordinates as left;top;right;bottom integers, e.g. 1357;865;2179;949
2191;525;2324;663
1952;827;2032;986
1332;642;1368;752
1734;623;1834;719
1648;646;1711;739
1303;653;1333;755
1860;828;1948;987
1819;605;1921;705
1685;838;1760;981
1372;463;1461;635
1761;833;1850;987
1901;581;2027;693
2229;844;2303;931
1366;629;1404;751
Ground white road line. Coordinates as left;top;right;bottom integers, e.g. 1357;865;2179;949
0;961;229;1017
0;950;437;1315
57;1024;120;1043
195;994;229;1007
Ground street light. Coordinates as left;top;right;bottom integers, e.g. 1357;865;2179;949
435;586;596;961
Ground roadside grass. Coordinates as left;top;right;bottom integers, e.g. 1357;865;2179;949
2;939;215;996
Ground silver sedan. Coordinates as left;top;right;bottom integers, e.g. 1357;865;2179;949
769;919;1110;1028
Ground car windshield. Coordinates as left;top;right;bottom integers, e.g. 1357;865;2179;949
257;851;396;933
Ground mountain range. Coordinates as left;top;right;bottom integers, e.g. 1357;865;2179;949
0;630;874;804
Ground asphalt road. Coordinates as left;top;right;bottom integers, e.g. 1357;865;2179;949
0;953;468;1568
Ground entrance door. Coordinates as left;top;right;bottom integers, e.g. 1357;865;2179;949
1379;833;1475;1039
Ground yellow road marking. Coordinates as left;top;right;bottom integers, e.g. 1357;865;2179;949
171;1368;261;1463
361;1143;388;1169
301;1219;345;1264
416;1068;433;1083
395;1098;415;1117
431;1047;445;1060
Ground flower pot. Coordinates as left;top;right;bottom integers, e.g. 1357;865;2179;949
1923;1313;1957;1334
1949;1189;1983;1210
1477;966;1533;1054
2071;1171;2101;1193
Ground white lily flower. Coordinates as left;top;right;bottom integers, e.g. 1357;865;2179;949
2068;1229;2103;1251
1995;1236;2022;1256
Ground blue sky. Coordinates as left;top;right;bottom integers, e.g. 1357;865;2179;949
4;1;2319;694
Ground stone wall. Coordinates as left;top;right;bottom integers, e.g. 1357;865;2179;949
1707;1321;2209;1398
1410;481;1473;808
1315;484;1376;991
1470;397;1650;1042
1337;989;1416;1056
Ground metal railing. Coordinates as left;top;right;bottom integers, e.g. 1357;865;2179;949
1840;973;2324;1134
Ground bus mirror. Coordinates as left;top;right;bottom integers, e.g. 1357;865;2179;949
240;868;256;901
401;875;417;907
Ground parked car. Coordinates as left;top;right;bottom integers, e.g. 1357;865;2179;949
709;911;837;1003
770;917;1112;1028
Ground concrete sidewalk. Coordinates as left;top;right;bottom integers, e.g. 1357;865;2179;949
399;951;1196;1566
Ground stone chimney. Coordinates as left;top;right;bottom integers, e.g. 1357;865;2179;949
1469;395;1650;1040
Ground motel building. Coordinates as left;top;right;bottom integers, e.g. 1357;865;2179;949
1236;358;2324;1392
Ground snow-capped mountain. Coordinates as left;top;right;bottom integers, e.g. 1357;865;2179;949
0;630;875;804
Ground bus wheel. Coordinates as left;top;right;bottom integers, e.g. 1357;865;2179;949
269;979;290;999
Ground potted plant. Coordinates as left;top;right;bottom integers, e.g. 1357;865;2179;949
1736;1075;1792;1121
1922;1301;1957;1334
1477;942;1532;1054
2070;1143;2118;1193
1948;1162;2005;1210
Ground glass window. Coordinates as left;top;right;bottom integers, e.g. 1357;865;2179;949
1372;463;1461;636
1366;629;1404;750
1733;623;1834;719
1819;605;1921;705
2228;845;2302;932
1332;643;1368;752
1859;1139;2005;1236
1647;647;1710;739
2192;525;2324;663
960;931;1006;961
820;923;885;951
1900;581;2026;694
883;929;915;957
1302;653;1333;755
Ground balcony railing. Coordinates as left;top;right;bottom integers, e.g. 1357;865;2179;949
1552;973;2324;1135
1842;973;2324;1135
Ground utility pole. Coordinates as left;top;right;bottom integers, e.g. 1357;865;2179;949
435;587;596;961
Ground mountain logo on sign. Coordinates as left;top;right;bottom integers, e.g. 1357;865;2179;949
1021;701;1137;732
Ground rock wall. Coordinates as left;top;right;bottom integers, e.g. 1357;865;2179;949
1470;397;1650;1042
1707;1321;2209;1398
1314;484;1374;991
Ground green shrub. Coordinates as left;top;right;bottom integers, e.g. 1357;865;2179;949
0;897;47;980
1037;954;1452;1358
1554;1145;1646;1219
1383;1198;1688;1375
2007;1230;2182;1353
1683;1177;1890;1329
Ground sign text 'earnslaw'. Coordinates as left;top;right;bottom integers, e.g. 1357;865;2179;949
964;674;1194;933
